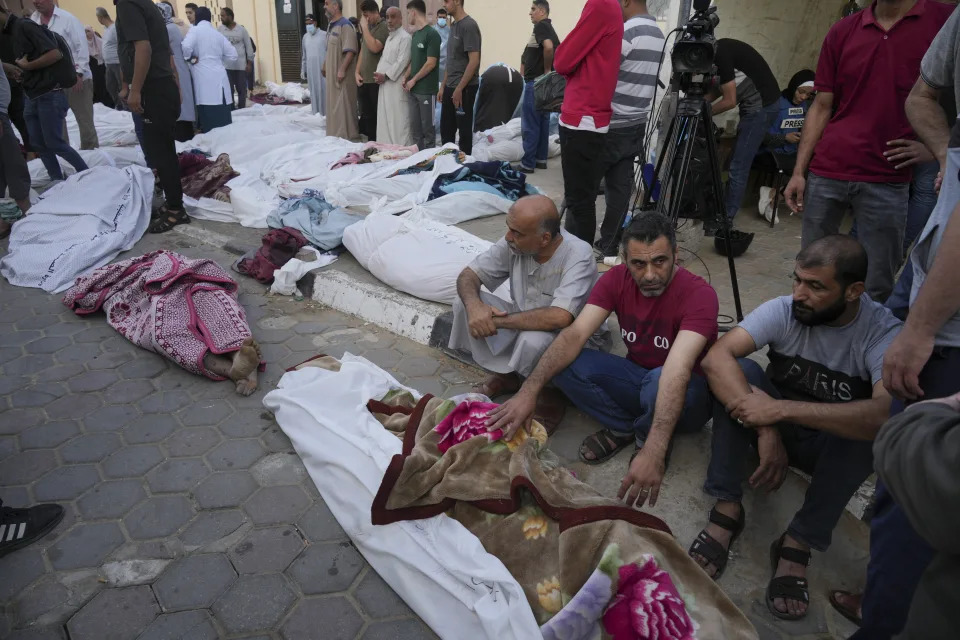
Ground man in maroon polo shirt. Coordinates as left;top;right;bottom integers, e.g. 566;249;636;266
784;0;953;303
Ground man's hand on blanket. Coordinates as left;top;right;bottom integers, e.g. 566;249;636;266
486;391;535;441
619;447;665;509
467;303;507;339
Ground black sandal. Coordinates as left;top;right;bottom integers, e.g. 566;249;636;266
688;503;745;580
578;429;634;465
148;206;190;234
766;534;811;620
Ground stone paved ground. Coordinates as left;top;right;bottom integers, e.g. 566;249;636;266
0;184;861;639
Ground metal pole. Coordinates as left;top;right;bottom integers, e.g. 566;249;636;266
678;0;693;26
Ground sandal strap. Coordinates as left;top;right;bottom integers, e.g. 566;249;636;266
582;429;631;458
689;531;728;566
708;506;743;533
777;545;811;566
768;576;809;603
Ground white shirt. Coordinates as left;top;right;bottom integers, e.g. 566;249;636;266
182;21;238;106
102;23;119;65
32;8;90;80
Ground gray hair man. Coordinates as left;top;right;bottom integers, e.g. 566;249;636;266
449;195;608;430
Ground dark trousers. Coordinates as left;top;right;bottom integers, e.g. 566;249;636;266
24;90;88;181
440;84;478;155
520;80;549;170
853;346;960;639
8;84;29;151
597;124;645;255
227;69;248;109
141;78;183;210
704;358;875;552
559;126;606;244
0;112;30;201
358;82;380;142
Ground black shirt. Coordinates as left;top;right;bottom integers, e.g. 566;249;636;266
2;14;60;98
715;39;780;108
521;18;560;83
116;0;173;84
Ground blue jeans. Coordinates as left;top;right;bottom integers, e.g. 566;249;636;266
24;90;88;181
552;349;712;445
704;359;875;551
853;346;960;639
725;101;779;219
520;80;550;170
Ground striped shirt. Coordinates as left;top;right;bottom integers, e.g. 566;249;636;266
611;15;665;129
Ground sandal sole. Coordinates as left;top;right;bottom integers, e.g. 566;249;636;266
689;506;745;581
577;432;632;466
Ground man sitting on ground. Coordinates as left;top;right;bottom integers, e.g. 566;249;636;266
449;194;607;429
689;235;900;621
487;213;718;510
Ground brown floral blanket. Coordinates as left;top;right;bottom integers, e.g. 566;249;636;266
369;392;757;640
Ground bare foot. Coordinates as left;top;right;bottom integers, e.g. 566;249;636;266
473;372;521;398
228;337;261;382
235;367;258;396
690;501;741;578
203;352;233;379
773;535;810;618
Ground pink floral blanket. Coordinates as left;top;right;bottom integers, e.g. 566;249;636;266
63;250;253;379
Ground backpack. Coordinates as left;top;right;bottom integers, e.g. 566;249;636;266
19;22;78;97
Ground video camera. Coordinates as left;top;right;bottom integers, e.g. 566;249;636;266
671;0;720;76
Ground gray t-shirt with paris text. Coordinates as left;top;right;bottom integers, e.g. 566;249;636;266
738;295;901;403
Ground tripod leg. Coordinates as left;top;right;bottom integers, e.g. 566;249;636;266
665;116;700;224
702;109;745;322
642;114;680;210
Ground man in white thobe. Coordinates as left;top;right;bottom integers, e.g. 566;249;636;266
373;7;412;146
31;0;99;149
182;8;237;132
301;13;327;116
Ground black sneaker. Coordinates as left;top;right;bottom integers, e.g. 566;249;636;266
536;161;548;170
512;163;535;174
0;503;65;557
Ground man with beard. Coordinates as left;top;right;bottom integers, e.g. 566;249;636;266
487;213;718;501
449;195;608;430
688;235;900;622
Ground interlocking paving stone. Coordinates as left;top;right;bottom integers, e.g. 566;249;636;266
0;449;58;484
0;408;45;435
0;436;15;461
259;426;294;453
179;509;247;547
59;433;123;463
67;370;120;393
243;484;310;526
76;479;147;520
230;526;305;574
18;421;80;450
73;325;118;343
24;336;72;354
280;596;364;640
212;573;296;635
138;391;193;414
286;542;365;595
0;547;45;602
137;610;219;640
123;495;195;539
179;401;235;427
117;357;168;379
163;426;221;457
10;386;64;408
46;393;103;420
152;553;237;611
395;356;442;378
54;343;102;365
146;458;211;493
5;627;68;640
66;586;160;640
42;363;86;382
205;438;266;471
13;580;70;628
251;452;308;486
123;414;180;444
0;374;30;394
83;404;140;433
103;379;156;404
354;569;415;619
362;619;436;640
87;351;136;371
32;464;101;501
193;471;259;509
101;444;164;478
47;522;125;570
0;329;42;346
296;501;347;543
217;410;272;438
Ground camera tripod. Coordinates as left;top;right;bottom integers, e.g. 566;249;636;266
636;85;745;322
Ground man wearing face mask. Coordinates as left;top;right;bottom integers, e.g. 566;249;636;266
301;13;326;116
435;7;449;80
689;234;900;622
449;195;608;429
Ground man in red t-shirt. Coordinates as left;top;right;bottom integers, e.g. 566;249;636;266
488;213;719;508
784;0;953;303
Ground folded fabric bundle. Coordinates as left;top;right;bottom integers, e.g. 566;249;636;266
389;148;465;178
182;153;239;200
429;161;537;202
332;142;421;169
236;227;309;284
266;188;364;251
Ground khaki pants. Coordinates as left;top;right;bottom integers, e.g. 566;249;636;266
66;78;99;150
